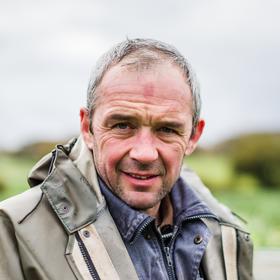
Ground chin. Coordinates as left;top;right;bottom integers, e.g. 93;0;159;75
122;192;161;212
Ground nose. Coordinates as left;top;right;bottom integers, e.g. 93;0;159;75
129;127;159;163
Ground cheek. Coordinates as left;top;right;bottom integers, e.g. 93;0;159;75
166;148;185;170
164;137;189;156
95;134;131;171
160;141;187;169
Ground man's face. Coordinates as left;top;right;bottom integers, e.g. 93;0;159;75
81;62;204;216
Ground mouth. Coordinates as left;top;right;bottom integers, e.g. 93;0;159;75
123;171;159;180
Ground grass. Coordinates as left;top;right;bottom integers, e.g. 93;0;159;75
0;153;279;248
185;154;234;190
0;155;32;201
214;189;280;248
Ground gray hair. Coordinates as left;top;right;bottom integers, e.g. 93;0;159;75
87;38;201;135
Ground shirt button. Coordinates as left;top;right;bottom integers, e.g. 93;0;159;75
194;234;203;244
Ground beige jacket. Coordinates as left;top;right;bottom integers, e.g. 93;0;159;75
0;137;254;279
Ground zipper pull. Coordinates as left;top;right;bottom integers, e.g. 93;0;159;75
164;247;173;267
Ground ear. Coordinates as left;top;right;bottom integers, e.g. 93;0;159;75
80;107;94;150
185;119;205;156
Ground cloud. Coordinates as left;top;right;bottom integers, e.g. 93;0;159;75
1;0;279;149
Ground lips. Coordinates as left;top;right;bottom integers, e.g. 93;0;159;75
123;171;158;180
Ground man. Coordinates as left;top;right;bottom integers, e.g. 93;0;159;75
0;39;253;279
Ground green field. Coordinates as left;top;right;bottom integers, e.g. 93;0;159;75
0;155;32;200
214;190;280;248
0;153;279;248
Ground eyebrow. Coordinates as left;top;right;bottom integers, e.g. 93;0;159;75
156;121;185;130
105;113;139;124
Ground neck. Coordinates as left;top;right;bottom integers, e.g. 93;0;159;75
143;203;161;220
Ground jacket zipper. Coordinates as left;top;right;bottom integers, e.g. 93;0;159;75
130;216;177;279
130;217;154;244
160;225;179;280
75;233;101;280
131;214;217;279
184;213;217;222
163;244;176;280
161;214;217;280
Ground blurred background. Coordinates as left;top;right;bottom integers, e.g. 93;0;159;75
1;0;279;277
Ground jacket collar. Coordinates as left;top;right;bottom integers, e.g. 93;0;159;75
36;137;105;234
171;176;215;224
40;148;99;234
28;137;104;205
99;176;215;243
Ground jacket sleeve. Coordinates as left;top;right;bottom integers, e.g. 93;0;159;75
0;211;25;280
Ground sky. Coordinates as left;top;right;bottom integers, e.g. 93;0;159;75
1;0;280;150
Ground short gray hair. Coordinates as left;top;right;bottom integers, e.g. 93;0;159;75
87;38;201;134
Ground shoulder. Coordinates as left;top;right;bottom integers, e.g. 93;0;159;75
0;186;43;224
180;168;254;279
0;184;66;244
180;167;244;228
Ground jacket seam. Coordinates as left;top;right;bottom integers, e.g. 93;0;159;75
18;192;44;224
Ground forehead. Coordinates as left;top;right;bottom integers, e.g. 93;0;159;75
97;62;192;106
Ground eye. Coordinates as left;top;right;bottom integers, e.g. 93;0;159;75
158;127;176;134
113;123;129;129
112;122;136;131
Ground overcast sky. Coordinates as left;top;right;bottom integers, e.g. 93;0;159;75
1;0;279;150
